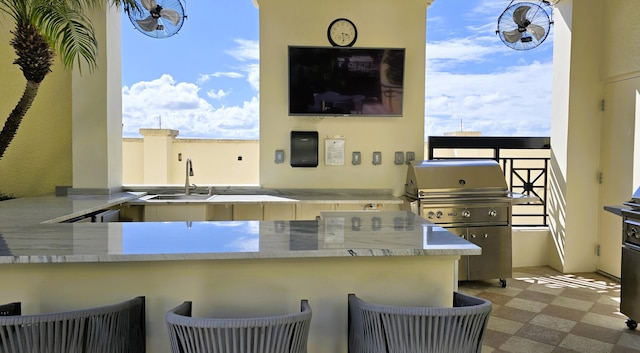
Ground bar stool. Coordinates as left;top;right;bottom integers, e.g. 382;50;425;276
0;296;145;353
165;299;312;353
348;292;491;353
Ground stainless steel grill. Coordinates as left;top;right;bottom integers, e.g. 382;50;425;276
605;188;640;330
403;159;534;287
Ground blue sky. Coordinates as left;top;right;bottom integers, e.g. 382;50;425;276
121;0;554;139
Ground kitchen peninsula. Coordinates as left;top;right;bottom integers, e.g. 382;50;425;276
0;193;480;353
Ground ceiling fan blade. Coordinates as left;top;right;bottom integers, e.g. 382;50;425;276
140;0;157;11
136;16;159;31
527;23;546;41
502;29;522;43
512;5;531;27
160;9;181;26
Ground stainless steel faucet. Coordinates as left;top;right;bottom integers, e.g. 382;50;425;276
185;158;196;194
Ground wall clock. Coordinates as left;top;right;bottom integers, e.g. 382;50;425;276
327;18;357;47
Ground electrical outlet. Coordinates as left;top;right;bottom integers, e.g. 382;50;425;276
352;151;361;165
394;151;404;165
372;152;382;165
406;151;415;164
275;150;285;164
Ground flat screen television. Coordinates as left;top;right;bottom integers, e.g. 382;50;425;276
288;46;405;117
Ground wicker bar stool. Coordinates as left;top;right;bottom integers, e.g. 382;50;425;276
165;299;312;353
348;292;491;353
0;296;146;353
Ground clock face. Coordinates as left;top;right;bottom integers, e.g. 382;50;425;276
327;18;357;47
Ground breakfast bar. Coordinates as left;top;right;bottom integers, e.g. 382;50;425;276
0;194;480;353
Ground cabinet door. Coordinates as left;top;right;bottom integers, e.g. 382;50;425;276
233;203;263;220
466;226;512;280
263;203;296;220
207;204;233;221
296;204;335;220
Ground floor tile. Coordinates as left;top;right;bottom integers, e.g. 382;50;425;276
558;333;615;353
504;297;547;313
500;336;555;353
529;314;576;333
458;267;639;353
570;322;622;344
515;323;566;346
550;295;594;311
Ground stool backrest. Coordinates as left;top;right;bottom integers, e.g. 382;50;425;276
0;296;145;353
166;300;312;353
349;292;491;353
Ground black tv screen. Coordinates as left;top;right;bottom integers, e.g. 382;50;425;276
288;46;405;117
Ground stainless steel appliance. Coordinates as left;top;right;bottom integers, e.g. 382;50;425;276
403;159;534;287
606;187;640;330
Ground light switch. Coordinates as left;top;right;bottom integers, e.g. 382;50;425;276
352;151;361;165
394;151;404;165
406;151;415;164
275;150;285;164
372;152;382;165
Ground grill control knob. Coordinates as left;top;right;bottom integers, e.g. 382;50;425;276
628;227;638;239
436;211;443;219
461;209;471;218
488;209;497;217
427;211;436;219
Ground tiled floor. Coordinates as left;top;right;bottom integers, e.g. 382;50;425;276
458;266;640;353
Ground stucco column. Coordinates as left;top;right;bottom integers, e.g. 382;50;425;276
140;129;179;184
548;0;603;273
69;6;123;195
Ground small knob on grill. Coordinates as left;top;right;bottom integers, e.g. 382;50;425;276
427;211;435;219
488;209;497;217
436;211;443;219
462;209;471;218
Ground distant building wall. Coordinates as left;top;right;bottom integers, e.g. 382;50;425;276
122;129;259;185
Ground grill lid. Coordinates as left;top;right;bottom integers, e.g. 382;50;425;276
405;159;508;198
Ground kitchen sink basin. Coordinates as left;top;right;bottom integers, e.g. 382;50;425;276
144;194;214;201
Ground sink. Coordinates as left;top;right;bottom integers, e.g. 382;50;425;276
144;194;214;201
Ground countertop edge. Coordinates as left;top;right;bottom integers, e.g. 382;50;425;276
0;248;479;264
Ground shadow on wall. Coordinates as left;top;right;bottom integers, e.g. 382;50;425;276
547;149;567;271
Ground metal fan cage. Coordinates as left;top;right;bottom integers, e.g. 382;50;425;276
127;0;186;39
497;1;552;51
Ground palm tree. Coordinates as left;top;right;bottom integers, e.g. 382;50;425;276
0;0;138;159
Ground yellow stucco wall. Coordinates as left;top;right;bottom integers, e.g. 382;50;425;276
258;0;428;195
0;22;73;197
122;135;260;185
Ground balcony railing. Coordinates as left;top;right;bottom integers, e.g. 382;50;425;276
427;136;550;227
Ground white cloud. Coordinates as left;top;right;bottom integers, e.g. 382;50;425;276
226;39;259;62
122;74;259;139
197;72;244;84
207;89;229;99
424;60;552;136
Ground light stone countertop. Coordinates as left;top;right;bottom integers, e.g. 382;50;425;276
0;193;480;264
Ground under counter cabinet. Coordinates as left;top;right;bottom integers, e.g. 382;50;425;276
144;204;209;222
232;203;263;220
295;204;336;220
263;203;296;220
207;204;233;221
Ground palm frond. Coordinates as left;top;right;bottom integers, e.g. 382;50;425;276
33;1;98;72
0;0;29;24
